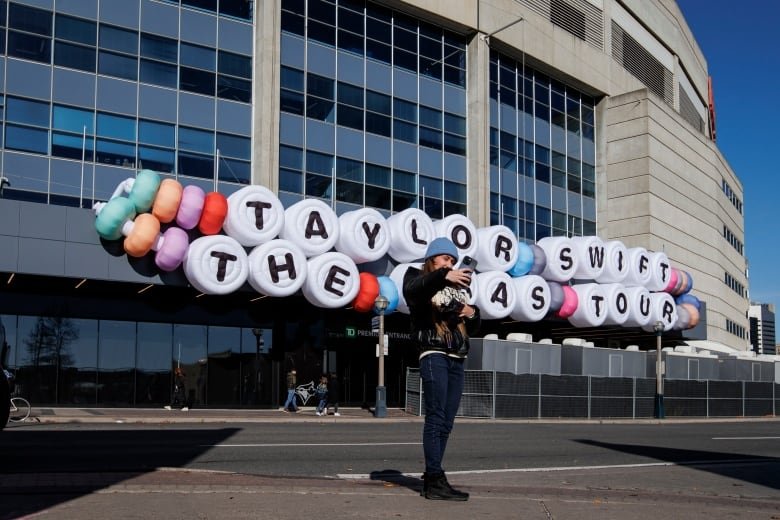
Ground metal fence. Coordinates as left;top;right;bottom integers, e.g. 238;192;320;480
405;369;779;419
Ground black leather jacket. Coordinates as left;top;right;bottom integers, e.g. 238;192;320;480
403;266;481;357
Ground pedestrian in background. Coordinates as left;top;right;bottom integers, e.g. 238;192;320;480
403;237;480;501
165;367;188;411
315;374;328;416
283;369;298;412
326;372;341;416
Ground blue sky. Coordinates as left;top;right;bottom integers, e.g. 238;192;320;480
676;0;780;311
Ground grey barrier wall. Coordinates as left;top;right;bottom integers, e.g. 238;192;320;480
659;353;720;381
466;338;561;375
561;344;647;378
405;369;779;419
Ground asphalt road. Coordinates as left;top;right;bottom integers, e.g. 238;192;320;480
2;420;779;519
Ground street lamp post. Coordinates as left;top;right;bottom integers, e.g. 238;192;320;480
374;295;389;418
653;320;665;419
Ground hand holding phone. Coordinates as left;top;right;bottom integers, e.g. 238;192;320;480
460;255;477;272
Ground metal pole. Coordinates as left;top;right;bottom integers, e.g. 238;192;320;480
654;321;665;419
375;308;387;417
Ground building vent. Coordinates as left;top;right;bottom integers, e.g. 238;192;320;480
611;21;673;106
678;84;704;133
517;0;604;51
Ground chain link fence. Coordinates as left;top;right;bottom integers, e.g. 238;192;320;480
406;368;779;419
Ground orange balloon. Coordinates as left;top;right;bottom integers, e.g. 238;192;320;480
198;192;228;235
124;213;160;257
152;179;183;223
352;272;380;312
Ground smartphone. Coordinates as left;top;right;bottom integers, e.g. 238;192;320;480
460;255;478;272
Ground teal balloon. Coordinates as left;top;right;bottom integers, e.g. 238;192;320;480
95;197;136;240
129;169;161;213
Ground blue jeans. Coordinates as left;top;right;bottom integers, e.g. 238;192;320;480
283;389;297;411
420;353;465;475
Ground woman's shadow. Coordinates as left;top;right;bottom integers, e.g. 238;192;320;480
369;469;423;495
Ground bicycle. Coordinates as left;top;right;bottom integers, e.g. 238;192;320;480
9;396;31;423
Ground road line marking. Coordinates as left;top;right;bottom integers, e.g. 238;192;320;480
202;442;422;448
711;436;780;440
336;458;776;480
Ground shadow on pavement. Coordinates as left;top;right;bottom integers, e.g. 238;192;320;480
0;427;241;519
370;469;423;495
575;439;780;490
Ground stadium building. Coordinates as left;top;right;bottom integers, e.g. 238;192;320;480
0;0;748;408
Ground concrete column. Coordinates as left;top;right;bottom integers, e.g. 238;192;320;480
253;0;282;191
466;32;491;227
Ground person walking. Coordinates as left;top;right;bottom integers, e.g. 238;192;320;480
314;374;328;416
165;367;188;411
325;372;340;416
403;237;480;501
283;369;298;412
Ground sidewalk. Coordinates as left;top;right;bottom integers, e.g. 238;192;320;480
21;405;418;424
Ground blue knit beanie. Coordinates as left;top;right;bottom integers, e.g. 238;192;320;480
425;237;459;261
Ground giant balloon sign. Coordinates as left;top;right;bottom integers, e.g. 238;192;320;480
93;170;700;331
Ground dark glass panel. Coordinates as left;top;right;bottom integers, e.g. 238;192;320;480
172;324;208;408
281;66;304;91
180;66;216;95
364;185;390;209
182;0;217;12
206;326;242;406
392;191;416;211
335;157;362;181
393;120;416;144
97;321;136;406
140;59;178;88
98;51;138;80
337;29;363;55
336;179;363;204
279;167;303;193
55;14;96;45
444;113;466;135
392;169;415;191
307;73;334;99
336;104;363;131
365;163;390;186
393;98;416;122
8;31;51;63
96;138;136;167
280;89;305;115
138;146;175;172
181;42;215;71
419;127;442;150
141;33;178;63
218;50;251;78
52;132;94;160
443;133;465;155
99;25;138;54
218;157;250;184
281;10;305;36
9;3;51;36
217;75;251;102
394;48;417;73
179;126;214;153
54;41;96;72
7;97;50;126
139;120;175;146
365;17;390;43
365;112;390;137
308;19;335;46
308;0;335;25
305;172;332;198
338;7;363;34
136;323;172;407
220;0;253;20
306;96;335;122
365;38;391;63
216;132;250;159
337;81;363;107
366;90;391;114
5;125;48;154
178;151;215;179
305;150;332;175
97;112;136;141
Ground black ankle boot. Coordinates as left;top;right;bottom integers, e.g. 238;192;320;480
420;473;427;497
424;472;468;501
441;472;469;500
